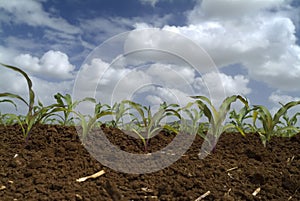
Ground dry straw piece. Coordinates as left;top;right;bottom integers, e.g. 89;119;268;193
195;191;211;201
252;187;261;196
76;170;105;182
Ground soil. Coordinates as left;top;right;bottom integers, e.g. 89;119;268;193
0;124;299;201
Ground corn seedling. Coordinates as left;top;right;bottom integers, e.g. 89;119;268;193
33;100;68;124
179;102;206;137
74;101;113;141
253;101;300;146
0;113;20;125
110;101;134;128
123;100;181;151
278;102;300;126
228;104;254;136
191;95;248;157
54;93;94;126
276;102;300;137
0;63;64;141
281;112;300;128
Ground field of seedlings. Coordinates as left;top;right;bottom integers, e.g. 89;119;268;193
1;63;300;200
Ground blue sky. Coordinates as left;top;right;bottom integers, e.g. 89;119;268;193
0;0;300;116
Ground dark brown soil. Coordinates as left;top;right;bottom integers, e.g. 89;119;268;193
0;124;299;201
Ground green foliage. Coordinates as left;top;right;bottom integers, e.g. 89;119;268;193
228;104;254;136
253;101;300;146
74;101;113;140
281;112;300;128
278;102;300;129
191;95;249;137
110;101;133;128
191;95;248;157
53;93;94;126
0;63;64;140
123;100;181;151
179;102;206;137
0;63;299;148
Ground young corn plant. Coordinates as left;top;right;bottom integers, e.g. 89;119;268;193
280;103;300;137
0;63;64;141
74;101;113;141
179;102;206;137
278;111;300;137
0;113;22;126
123;100;181;151
53;93;94;126
31;100;61;125
110;101;134;128
253;101;300;146
228;104;254;136
282;112;300;127
190;95;248;158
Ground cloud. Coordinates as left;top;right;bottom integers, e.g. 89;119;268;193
126;17;298;94
0;0;80;34
0;1;82;62
188;0;287;22
0;31;83;70
146;63;196;87
79;15;173;47
124;28;217;73
139;0;177;7
139;0;159;7
74;58;155;104
193;72;251;105
72;25;254;110
73;52;252;111
149;0;300;92
31;77;73;105
247;44;300;91
2;0;300;117
43;29;79;46
165;15;297;68
146;87;194;106
0;45;20;64
269;92;300;105
79;17;133;44
14;50;75;80
3;36;43;52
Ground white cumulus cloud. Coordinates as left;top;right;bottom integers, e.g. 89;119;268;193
269;92;300;105
156;0;300;92
14;50;75;80
188;0;287;22
193;72;251;105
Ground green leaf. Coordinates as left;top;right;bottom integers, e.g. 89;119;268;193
163;124;179;134
0;93;28;107
0;63;35;114
0;99;18;110
273;101;300;124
